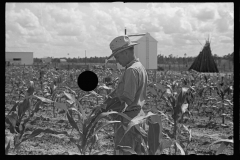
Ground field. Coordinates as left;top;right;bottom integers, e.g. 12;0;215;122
5;65;233;155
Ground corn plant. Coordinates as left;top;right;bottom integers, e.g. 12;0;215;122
136;79;193;155
160;85;192;155
64;92;121;155
215;82;233;126
208;138;233;155
5;81;67;154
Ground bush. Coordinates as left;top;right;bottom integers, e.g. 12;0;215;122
158;66;164;71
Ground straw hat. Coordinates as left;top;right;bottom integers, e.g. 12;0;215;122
108;35;138;60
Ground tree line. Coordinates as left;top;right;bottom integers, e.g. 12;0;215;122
34;52;233;65
157;52;233;65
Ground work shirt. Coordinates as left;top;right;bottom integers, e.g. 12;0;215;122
115;58;148;111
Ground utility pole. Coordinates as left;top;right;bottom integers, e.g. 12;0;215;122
85;50;86;66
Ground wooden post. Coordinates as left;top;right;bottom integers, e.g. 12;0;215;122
154;69;157;83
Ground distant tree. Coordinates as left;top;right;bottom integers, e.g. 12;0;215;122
213;54;218;63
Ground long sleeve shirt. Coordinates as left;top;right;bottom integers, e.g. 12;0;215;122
115;58;148;112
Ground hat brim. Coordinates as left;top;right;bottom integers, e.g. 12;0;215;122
108;43;138;60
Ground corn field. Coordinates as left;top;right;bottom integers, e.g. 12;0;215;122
5;65;233;155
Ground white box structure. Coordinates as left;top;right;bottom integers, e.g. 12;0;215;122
5;52;33;65
117;32;158;70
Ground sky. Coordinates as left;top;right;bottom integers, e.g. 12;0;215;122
5;2;234;58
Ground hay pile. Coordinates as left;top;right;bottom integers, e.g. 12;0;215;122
189;39;219;73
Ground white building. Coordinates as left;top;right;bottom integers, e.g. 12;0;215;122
5;52;33;65
116;32;158;70
60;59;67;63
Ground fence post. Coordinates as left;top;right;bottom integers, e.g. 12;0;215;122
154;69;157;83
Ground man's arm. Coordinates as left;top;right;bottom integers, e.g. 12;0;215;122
108;89;116;98
107;89;132;105
121;68;138;106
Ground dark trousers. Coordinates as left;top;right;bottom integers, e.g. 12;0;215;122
112;109;145;155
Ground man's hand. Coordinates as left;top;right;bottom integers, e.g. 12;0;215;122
119;95;132;106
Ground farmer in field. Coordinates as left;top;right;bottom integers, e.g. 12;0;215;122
107;35;148;155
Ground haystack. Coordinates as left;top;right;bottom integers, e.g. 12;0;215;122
189;38;219;73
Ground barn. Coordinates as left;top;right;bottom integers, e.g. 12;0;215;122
116;32;158;70
5;52;33;65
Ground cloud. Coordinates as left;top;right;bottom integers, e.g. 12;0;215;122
192;7;216;21
198;22;215;33
220;39;232;44
215;18;229;33
57;24;84;36
5;3;233;58
6;8;40;30
214;9;233;33
155;32;173;46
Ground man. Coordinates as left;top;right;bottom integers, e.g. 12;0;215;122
107;35;148;155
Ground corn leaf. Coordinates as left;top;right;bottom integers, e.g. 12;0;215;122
8;101;20;115
5;142;11;155
34;100;42;113
91;111;120;125
34;95;54;103
5;112;18;134
18;98;30;119
155;83;166;92
224;99;233;106
99;84;112;90
85;112;120;140
174;87;189;121
181;103;188;114
66;109;81;136
54;102;68;111
63;86;77;95
148;87;157;96
75;100;86;122
175;141;185;155
121;112;156;142
216;142;227;155
92;151;107;155
89;91;98;96
26;81;34;97
63;91;75;103
166;88;172;95
88;121;120;140
148;115;163;155
159;139;173;152
116;146;137;155
68;107;82;118
148;122;160;155
5;135;11;155
90;111;147;138
210;139;233;146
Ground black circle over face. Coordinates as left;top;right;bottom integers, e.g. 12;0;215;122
77;71;98;92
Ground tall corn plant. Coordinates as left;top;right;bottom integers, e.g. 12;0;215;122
62;89;160;155
215;82;233;126
5;81;68;154
141;79;192;155
65;92;122;155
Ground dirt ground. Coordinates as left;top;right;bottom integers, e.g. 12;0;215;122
5;98;233;155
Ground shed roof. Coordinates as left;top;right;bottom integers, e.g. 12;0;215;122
128;33;157;42
129;36;144;42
